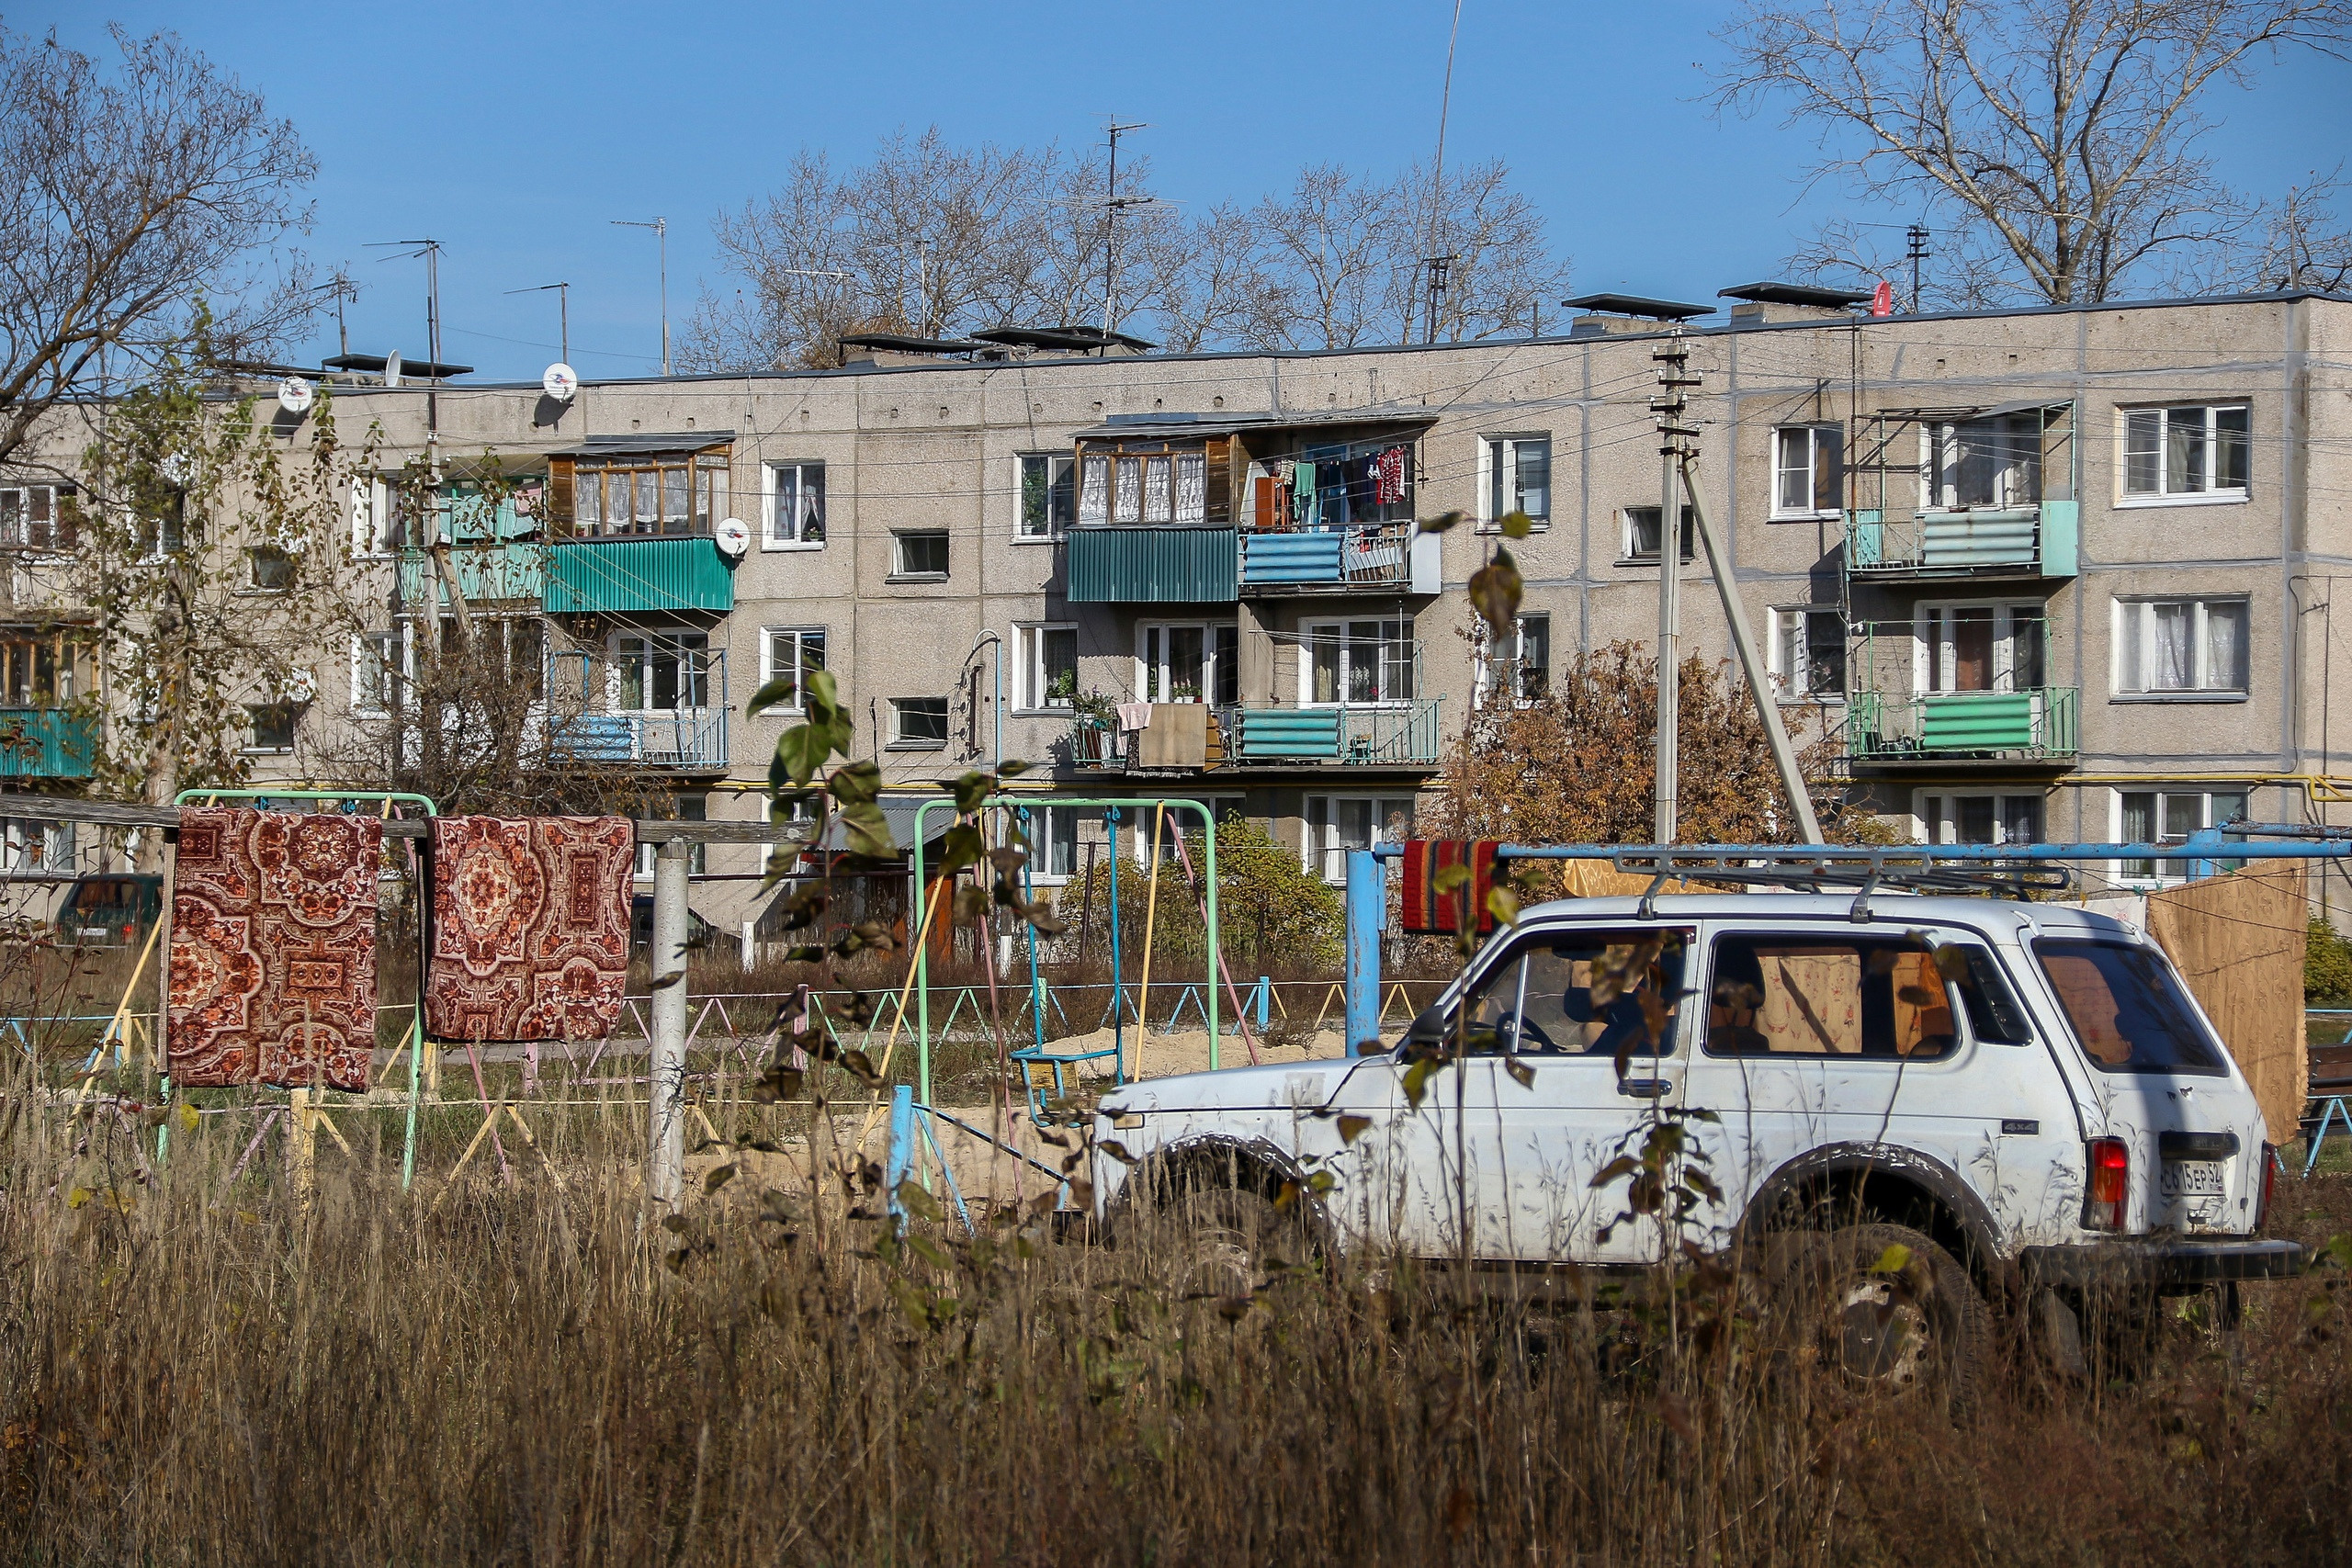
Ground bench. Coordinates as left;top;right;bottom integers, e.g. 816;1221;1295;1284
2301;1019;2352;1176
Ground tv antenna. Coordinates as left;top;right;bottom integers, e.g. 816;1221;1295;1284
612;217;670;374
311;268;361;360
1101;118;1153;335
504;280;572;364
367;238;445;372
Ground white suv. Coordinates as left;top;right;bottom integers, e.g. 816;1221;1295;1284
1093;893;2301;1386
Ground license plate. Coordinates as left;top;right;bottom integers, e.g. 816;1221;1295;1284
2160;1160;2225;1199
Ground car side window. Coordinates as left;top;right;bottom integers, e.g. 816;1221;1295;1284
1706;934;1959;1060
1455;930;1690;1057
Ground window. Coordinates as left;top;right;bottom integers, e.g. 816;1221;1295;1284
0;816;69;874
1919;414;2041;509
1016;624;1078;710
247;546;295;592
1136;623;1237;705
436;616;543;698
761;627;826;715
1623;506;1695;563
616;632;708;710
1922;792;2042;846
353;629;406;715
565;452;729;537
350;478;401;555
1018;804;1080;882
892;529;949;580
1018;454;1078;539
1773;425;1843;516
2121;405;2249;502
636;795;707;878
1305;795;1415;883
1484;435;1550;525
2114;597;2248;696
0;485;72;550
1304;619;1414;705
1705;933;1959;1060
244;702;298;752
890;696;950;749
2117;789;2247;882
2034;939;2225;1074
1771;608;1846;699
1475;614;1550;706
765;461;825;547
1077;446;1207;526
1917;603;2045;693
0;636;73;706
1461;930;1690;1056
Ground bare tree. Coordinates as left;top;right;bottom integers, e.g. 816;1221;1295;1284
1715;0;2352;306
0;24;317;469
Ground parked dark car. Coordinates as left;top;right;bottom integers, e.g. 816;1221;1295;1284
55;874;164;947
630;893;717;953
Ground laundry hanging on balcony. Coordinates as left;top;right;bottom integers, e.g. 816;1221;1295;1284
166;808;383;1092
1374;446;1408;506
424;816;635;1043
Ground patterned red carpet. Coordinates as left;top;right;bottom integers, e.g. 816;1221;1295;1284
425;816;634;1043
167;808;383;1091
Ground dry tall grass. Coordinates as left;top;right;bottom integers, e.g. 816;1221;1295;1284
7;1087;2352;1565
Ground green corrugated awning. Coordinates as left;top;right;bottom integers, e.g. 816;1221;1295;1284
1067;526;1238;604
544;537;734;614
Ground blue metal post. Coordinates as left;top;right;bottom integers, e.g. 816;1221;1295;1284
886;1082;915;1218
1020;807;1046;1050
1106;807;1124;1061
1344;848;1382;1055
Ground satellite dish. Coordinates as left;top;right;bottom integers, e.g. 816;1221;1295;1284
542;362;579;401
277;377;314;416
713;516;751;560
382;351;402;388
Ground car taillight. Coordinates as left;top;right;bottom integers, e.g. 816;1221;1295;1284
2256;1142;2278;1233
2084;1137;2130;1232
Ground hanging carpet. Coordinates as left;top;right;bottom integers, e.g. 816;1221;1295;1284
167;807;383;1092
425;816;635;1043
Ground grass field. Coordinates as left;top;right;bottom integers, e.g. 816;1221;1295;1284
6;1067;2352;1567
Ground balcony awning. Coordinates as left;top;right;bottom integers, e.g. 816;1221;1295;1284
552;432;737;458
1070;408;1440;443
1867;399;2075;423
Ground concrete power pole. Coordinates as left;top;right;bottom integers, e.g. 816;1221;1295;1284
1652;336;1701;843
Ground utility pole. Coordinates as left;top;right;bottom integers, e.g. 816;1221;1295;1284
1101;118;1148;336
1652;335;1701;844
1905;225;1930;314
1420;254;1456;344
613;218;669;374
311;269;360;360
504;281;571;363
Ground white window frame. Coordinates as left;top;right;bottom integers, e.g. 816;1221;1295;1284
351;627;409;716
1771;424;1843;519
763;461;826;549
1014;623;1078;712
2116;404;2250;507
1299;618;1415;708
761;626;827;716
348;478;395;556
1769;606;1847;702
1134;621;1234;705
1917;790;2044;847
242;701;300;754
1911;600;2047;694
2109;787;2249;886
890;528;949;581
1917;414;2041;511
609;628;711;713
1016;452;1077;542
889;696;950;750
1479;434;1551;528
1303;795;1416;884
2110;595;2250;700
0;815;71;874
1018;803;1080;884
1619;504;1695;564
1472;613;1550;709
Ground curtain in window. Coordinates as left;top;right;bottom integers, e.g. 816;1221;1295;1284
2125;411;2162;494
1174;454;1205;524
2204;602;2246;690
2165;412;2206;494
1114;457;1142;523
1080;456;1110;525
1143;456;1170;522
2151;603;2193;689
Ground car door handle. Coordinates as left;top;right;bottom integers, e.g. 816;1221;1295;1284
1618;1077;1674;1099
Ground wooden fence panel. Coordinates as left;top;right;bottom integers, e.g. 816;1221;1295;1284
2146;863;2307;1140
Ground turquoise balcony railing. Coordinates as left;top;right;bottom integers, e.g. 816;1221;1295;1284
1848;687;2079;762
0;708;95;779
1846;502;2078;580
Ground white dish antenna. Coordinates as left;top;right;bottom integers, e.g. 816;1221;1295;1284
277;377;314;416
542;362;579;401
713;516;751;560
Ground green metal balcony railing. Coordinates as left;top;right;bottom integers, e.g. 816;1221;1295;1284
1848;687;2079;763
543;537;734;615
398;543;547;606
1064;699;1443;771
1067;526;1238;604
0;708;96;779
1845;502;2078;580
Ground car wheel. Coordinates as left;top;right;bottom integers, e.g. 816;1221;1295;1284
1167;1182;1307;1299
1764;1222;1987;1416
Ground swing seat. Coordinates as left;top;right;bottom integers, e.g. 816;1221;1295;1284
1011;1040;1125;1123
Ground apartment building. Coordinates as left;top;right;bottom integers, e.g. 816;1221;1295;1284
3;288;2346;935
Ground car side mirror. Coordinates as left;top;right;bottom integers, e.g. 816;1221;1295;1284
1404;1003;1451;1048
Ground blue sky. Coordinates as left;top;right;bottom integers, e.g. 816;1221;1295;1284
38;2;2352;381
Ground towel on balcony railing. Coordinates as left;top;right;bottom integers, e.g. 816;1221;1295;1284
167;808;382;1091
425;816;634;1043
1401;839;1503;935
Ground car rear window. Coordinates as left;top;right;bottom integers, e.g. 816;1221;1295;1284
2032;938;2224;1075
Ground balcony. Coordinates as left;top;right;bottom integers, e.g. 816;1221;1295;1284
1238;525;1441;595
543;537;734;615
1065;700;1442;773
542;646;729;771
0;708;94;779
1067;526;1238;604
1846;502;2078;581
548;708;729;770
1847;688;2079;765
398;543;545;606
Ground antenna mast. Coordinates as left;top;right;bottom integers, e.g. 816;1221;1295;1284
1101;118;1149;336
